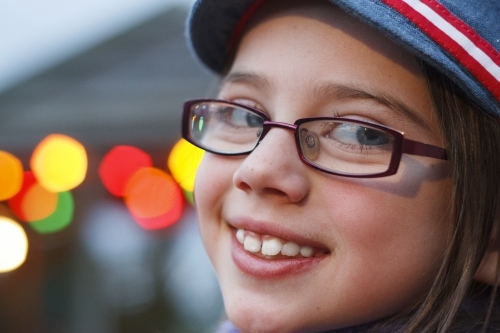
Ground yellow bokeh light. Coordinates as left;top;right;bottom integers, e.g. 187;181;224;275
0;216;28;273
167;139;204;193
0;151;23;201
31;134;88;192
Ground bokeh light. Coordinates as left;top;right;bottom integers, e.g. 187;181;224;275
31;134;87;192
0;215;28;273
22;183;58;221
28;191;74;234
167;139;204;204
99;145;153;197
0;151;23;201
124;167;183;230
8;171;38;222
7;171;73;232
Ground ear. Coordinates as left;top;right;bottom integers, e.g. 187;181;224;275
474;249;499;286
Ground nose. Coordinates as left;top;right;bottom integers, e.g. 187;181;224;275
232;127;310;203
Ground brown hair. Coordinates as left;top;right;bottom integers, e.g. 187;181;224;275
371;62;500;333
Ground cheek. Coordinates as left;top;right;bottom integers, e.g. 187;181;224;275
194;154;238;262
194;155;228;210
317;173;453;299
328;159;453;249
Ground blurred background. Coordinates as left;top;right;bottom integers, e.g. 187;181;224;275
0;0;225;332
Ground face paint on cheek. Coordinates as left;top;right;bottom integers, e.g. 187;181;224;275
353;155;452;198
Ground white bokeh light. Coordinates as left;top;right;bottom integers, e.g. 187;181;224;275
0;216;28;273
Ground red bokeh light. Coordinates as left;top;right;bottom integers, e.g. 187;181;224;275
7;171;38;222
98;146;153;197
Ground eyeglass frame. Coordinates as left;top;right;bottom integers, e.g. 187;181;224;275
182;99;448;178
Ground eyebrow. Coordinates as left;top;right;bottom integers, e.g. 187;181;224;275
222;72;430;130
221;71;274;93
314;83;430;130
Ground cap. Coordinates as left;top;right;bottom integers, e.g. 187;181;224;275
186;0;500;117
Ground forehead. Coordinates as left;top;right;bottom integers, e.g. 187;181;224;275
222;0;439;136
235;0;423;75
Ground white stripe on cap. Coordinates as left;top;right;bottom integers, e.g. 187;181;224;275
404;0;500;81
383;0;500;103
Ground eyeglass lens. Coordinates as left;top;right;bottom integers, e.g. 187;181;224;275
189;102;263;154
186;101;396;176
298;120;393;175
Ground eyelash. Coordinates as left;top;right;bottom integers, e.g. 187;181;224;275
330;110;384;127
232;99;260;108
229;98;268;116
224;98;387;129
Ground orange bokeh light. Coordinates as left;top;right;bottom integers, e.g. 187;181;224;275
22;183;58;221
28;191;74;234
0;151;23;201
7;171;59;222
124;167;183;230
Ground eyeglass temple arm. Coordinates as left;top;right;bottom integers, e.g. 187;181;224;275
402;139;448;160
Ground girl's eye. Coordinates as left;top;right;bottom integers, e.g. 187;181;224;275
218;107;263;128
355;126;391;146
326;122;391;148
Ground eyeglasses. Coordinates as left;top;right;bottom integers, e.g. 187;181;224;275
182;99;448;178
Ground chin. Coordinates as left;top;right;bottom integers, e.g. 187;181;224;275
227;305;294;333
221;289;324;333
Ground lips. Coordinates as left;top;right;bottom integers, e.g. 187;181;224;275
229;220;329;278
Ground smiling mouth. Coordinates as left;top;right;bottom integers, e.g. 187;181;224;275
235;228;327;259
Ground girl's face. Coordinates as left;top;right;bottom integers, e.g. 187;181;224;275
194;1;453;332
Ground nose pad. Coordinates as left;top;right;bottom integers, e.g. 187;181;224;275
300;128;319;161
255;126;269;144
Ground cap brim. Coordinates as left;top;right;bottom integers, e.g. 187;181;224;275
187;0;500;116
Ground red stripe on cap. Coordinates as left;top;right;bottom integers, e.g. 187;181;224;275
420;0;500;67
383;0;500;103
227;0;267;58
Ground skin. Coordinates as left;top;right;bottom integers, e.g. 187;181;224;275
194;1;454;332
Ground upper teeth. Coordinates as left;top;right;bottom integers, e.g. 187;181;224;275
236;228;318;258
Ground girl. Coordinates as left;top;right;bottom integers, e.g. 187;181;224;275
182;0;500;332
